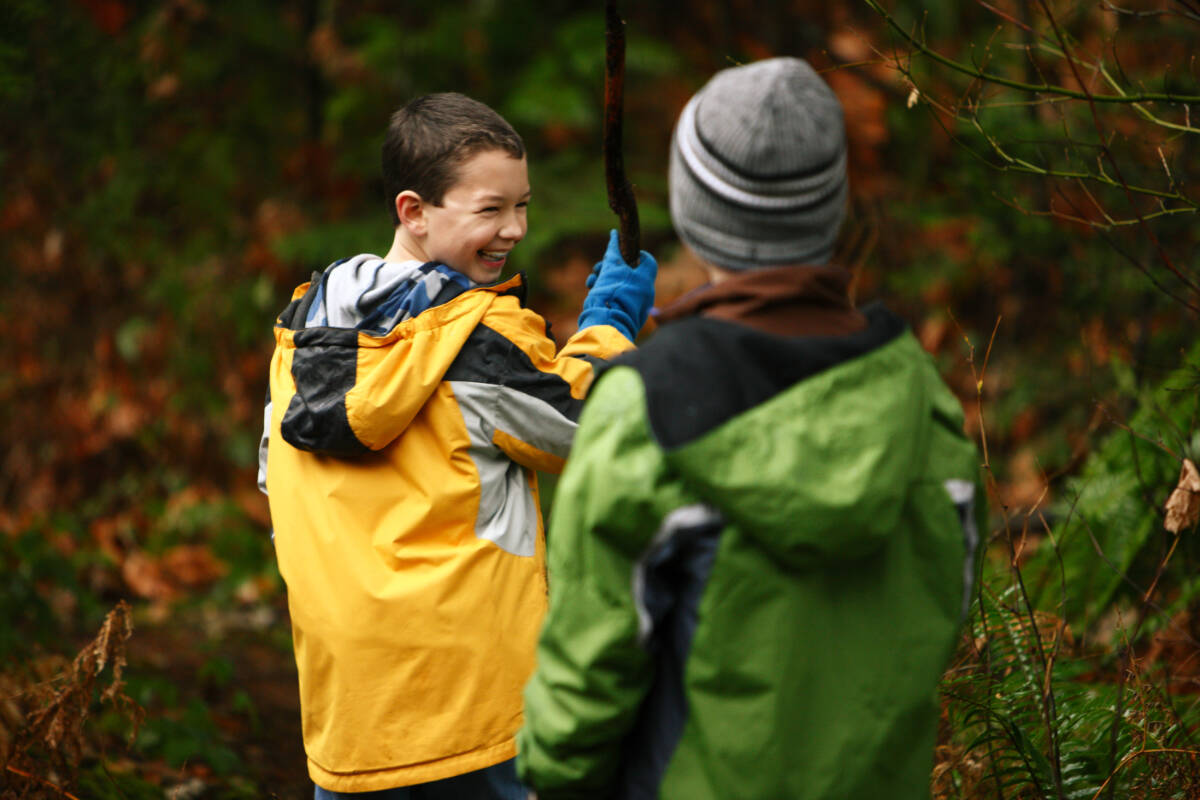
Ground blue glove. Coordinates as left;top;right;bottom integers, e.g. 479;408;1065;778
577;230;657;342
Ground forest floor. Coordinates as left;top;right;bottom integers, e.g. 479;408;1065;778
129;599;314;800
2;595;315;800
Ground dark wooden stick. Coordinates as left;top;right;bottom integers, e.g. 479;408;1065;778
603;0;641;266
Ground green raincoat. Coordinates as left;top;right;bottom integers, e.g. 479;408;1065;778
517;271;983;800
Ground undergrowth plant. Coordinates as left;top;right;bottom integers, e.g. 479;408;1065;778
0;602;143;799
933;338;1200;798
937;586;1200;799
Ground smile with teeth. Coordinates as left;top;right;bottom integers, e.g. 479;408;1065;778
478;250;509;263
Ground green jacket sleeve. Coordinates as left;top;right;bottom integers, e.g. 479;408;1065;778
517;367;685;798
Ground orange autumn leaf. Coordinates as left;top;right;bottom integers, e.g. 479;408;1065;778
121;551;178;602
161;544;228;588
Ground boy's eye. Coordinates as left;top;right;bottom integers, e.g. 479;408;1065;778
479;206;499;213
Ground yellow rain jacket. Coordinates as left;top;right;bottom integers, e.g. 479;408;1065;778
262;257;633;791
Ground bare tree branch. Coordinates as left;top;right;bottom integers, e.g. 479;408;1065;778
1034;0;1200;298
863;0;1200;104
976;0;1036;34
1101;0;1200;25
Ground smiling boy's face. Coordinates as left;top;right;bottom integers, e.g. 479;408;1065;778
417;149;530;283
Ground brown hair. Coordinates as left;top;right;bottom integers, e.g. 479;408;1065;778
381;93;526;225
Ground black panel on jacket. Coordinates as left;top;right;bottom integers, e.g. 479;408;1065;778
281;331;370;457
274;272;322;331
616;507;725;800
445;323;584;421
610;303;907;450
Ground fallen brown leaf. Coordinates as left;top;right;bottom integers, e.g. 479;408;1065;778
1164;458;1200;533
121;551;178;601
162;544;227;587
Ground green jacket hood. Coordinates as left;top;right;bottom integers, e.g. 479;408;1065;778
616;306;961;569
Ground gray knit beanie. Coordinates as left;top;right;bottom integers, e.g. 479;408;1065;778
669;57;848;270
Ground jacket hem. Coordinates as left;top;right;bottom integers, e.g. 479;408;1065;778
308;738;518;793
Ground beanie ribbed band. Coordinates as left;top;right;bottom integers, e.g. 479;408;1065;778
669;57;849;271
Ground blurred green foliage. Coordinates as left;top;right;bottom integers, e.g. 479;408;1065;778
1027;344;1200;629
1;0;1198;796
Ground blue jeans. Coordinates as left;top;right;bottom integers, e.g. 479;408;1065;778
313;757;527;800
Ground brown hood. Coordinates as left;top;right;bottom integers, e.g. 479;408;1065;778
656;264;866;338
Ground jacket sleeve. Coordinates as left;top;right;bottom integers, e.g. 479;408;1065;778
445;297;636;475
517;367;685;798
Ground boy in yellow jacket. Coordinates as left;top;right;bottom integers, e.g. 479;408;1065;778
259;93;656;798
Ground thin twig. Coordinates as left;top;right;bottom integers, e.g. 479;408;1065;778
1094;739;1200;796
881;45;1199;214
976;0;1035;33
1102;527;1186;798
4;764;84;800
862;0;1200;103
955;312;1066;796
992;189;1200;314
1095;60;1200;136
967;114;1198;205
1035;0;1199;299
1102;0;1200;25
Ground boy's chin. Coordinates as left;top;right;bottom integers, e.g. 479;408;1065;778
460;262;505;283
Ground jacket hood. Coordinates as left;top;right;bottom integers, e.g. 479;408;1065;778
290;254;476;333
272;255;520;456
656;263;867;338
622;306;959;569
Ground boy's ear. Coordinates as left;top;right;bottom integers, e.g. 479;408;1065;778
395;190;427;236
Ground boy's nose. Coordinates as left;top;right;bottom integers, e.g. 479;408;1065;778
499;212;526;241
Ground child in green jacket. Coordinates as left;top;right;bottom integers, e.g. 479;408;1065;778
517;57;984;800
